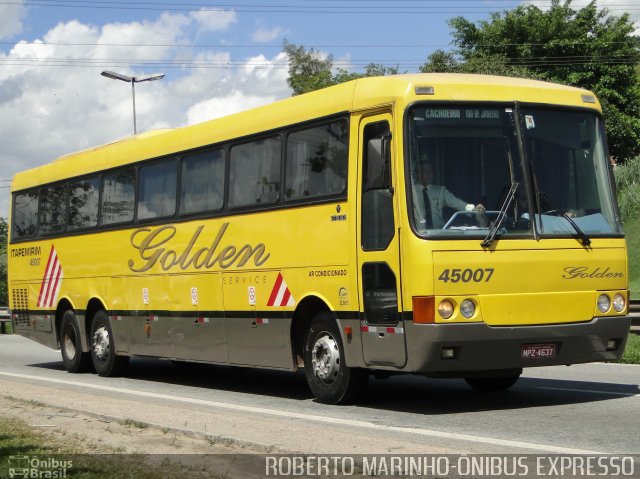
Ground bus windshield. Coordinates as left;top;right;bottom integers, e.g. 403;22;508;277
406;104;621;239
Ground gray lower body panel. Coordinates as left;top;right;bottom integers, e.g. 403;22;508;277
12;313;59;350
404;316;631;376
111;314;295;370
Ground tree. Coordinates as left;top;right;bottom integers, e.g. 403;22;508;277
421;49;542;79
284;41;399;96
427;0;640;162
283;41;335;96
420;50;459;73
0;218;7;306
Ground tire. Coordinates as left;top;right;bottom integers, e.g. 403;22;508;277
59;310;92;373
90;310;129;377
303;312;368;404
465;373;521;392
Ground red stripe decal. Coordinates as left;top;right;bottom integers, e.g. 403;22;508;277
42;254;59;308
267;273;283;307
46;262;62;308
37;246;55;307
281;288;291;307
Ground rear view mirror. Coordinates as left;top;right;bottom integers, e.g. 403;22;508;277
364;133;392;191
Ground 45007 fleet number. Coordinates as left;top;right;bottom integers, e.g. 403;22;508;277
438;268;494;283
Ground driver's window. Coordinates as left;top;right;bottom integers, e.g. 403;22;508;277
408;105;516;236
412;153;473;230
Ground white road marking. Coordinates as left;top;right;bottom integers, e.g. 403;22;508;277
0;371;606;455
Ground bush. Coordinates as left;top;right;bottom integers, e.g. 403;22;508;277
615;155;640;223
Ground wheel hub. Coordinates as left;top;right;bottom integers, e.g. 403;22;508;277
63;333;77;360
311;333;340;383
92;326;110;360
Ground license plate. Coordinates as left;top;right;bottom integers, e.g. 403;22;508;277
521;343;556;359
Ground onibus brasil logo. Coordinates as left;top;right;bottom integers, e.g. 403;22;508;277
7;455;72;478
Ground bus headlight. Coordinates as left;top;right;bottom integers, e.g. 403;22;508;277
438;300;454;319
597;294;611;313
612;294;626;313
460;299;476;319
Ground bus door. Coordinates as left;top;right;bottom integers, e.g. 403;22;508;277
358;114;407;368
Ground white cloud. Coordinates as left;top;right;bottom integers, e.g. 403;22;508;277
0;13;291;218
187;91;277;124
0;1;26;40
252;26;284;43
97;12;192;61
190;8;237;33
185;52;290;124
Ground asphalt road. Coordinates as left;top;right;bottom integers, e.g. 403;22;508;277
0;334;638;455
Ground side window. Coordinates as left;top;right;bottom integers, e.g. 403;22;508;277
361;121;394;251
229;137;281;208
285;120;348;200
39;184;67;235
68;176;100;230
102;168;135;225
362;263;399;324
12;191;39;239
138;159;177;220
180;149;225;215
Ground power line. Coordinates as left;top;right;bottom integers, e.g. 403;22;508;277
22;0;640;6
0;57;636;69
1;55;637;63
3;40;638;49
6;0;638;13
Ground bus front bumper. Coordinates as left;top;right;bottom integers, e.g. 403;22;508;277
404;316;631;376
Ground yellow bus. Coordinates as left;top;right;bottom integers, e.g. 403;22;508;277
8;73;631;404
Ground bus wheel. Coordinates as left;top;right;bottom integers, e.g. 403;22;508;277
303;312;368;404
90;310;129;377
464;373;520;392
60;310;92;373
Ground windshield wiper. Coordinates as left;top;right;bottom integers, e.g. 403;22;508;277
537;192;591;247
481;182;519;248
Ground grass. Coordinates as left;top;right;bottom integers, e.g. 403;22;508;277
619;333;640;365
0;322;11;335
0;415;68;457
122;418;150;429
620;215;640;365
0;415;207;479
623;217;640;299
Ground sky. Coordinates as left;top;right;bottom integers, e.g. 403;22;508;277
0;0;638;219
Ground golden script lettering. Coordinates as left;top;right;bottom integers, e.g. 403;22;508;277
127;222;270;273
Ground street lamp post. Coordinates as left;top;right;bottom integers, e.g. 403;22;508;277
101;70;165;135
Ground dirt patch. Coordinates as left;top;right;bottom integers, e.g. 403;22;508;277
0;396;275;478
1;395;263;455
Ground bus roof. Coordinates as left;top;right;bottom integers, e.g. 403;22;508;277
11;73;600;191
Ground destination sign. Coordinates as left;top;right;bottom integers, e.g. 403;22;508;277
416;107;502;123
